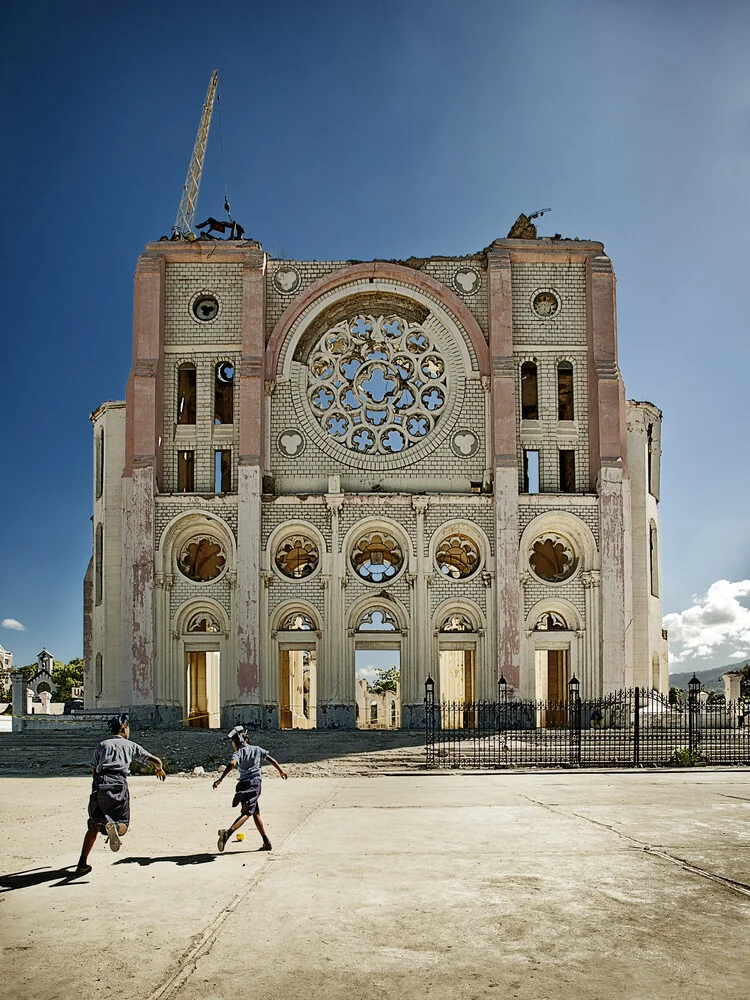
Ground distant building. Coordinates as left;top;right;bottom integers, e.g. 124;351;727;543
85;227;666;729
0;644;13;693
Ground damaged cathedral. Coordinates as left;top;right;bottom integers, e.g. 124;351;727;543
84;217;667;729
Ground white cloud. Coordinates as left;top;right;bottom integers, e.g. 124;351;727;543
356;665;379;685
663;580;750;664
1;618;26;631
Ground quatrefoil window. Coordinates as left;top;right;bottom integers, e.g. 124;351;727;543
307;314;449;455
275;536;320;580
435;533;481;580
351;531;404;584
529;534;578;583
178;537;226;582
357;608;398;632
280;612;316;631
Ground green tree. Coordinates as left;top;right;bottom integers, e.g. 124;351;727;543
370;666;400;694
51;658;84;702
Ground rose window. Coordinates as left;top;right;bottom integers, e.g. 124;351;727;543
178;537;226;582
275;536;320;579
307;315;448;455
351;530;404;583
529;534;578;582
435;533;481;579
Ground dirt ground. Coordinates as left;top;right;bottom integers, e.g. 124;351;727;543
1;762;749;1000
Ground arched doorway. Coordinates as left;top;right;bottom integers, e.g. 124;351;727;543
353;606;402;730
275;607;318;730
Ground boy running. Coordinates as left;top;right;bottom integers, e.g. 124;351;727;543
213;725;287;852
74;713;165;876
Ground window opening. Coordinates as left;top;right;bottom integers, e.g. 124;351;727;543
557;362;574;420
647;423;654;495
95;523;103;606
177;450;195;492
521;361;538;420
649;522;659;597
534;611;567;631
351;530;404;583
523;450;540;494
215;450;231;493
440;613;474;632
275;536;320;579
95;429;104;500
436;533;481;579
357;609;398;631
95;653;103;697
559;450;576;493
356;651;400;730
177;364;197;425
214;362;234;424
279;649;316;729
280;612;316;631
187;612;221;633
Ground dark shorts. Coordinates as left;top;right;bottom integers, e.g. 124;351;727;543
88;774;130;833
232;775;262;813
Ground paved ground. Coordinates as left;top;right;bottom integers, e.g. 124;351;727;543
1;765;749;1000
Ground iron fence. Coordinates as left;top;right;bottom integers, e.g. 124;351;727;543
424;676;750;769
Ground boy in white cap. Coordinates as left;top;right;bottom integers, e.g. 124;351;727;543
213;725;287;852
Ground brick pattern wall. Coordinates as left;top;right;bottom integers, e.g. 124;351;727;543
265;261;353;340
511;262;586;348
165;263;243;346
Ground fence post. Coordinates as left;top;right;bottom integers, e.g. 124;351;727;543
425;674;435;766
634;687;640;767
569;675;581;765
688;673;700;755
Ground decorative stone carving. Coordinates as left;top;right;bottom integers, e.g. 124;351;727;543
178;537;226;582
411;496;429;515
529;533;578;583
435;533;481;580
277;429;306;458
531;289;560;318
451;266;480;296
272;266;301;295
451;429;479;458
350;530;404;584
275;535;319;579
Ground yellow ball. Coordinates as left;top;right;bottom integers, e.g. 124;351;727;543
236;832;244;841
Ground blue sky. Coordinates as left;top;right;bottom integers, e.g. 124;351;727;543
2;0;749;673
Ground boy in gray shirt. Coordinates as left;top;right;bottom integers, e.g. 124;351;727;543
213;725;287;852
74;714;165;877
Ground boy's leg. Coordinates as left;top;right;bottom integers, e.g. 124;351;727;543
105;820;128;852
76;821;99;873
252;809;272;849
218;806;250;852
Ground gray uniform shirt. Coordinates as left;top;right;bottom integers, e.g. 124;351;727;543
231;744;268;780
92;737;150;776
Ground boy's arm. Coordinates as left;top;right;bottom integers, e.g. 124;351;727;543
145;753;167;780
266;755;288;780
213;760;236;789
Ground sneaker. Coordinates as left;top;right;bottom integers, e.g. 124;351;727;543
105;821;121;852
259;838;272;851
217;829;229;853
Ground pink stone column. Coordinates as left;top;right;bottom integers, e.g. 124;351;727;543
586;254;633;691
122;251;165;707
236;251;266;709
487;247;521;691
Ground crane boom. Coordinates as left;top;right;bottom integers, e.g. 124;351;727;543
173;70;219;238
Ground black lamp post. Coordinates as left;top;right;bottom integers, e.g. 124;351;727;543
568;674;580;702
688;673;700;706
498;673;508;704
425;674;435;704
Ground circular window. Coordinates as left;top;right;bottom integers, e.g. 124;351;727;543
275;536;320;579
178;537;226;582
435;533;481;579
216;360;234;382
529;534;578;583
307;314;449;456
192;294;220;322
351;530;404;584
531;290;560;319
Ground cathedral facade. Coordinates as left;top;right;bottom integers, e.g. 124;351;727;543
85;230;666;729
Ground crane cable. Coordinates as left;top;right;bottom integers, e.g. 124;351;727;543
217;86;232;222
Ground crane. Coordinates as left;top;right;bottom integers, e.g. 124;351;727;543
173;70;219;239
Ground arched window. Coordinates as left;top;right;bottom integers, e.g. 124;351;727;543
357;609;398;631
534;611;567;631
95;428;104;500
95;653;103;698
649;522;659;598
279;612;316;631
557;361;574;420
95;523;103;606
521;361;538;421
214;361;234;424
186;612;221;633
177;363;197;424
439;613;474;632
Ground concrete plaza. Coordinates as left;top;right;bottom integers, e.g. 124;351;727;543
1;768;748;1000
